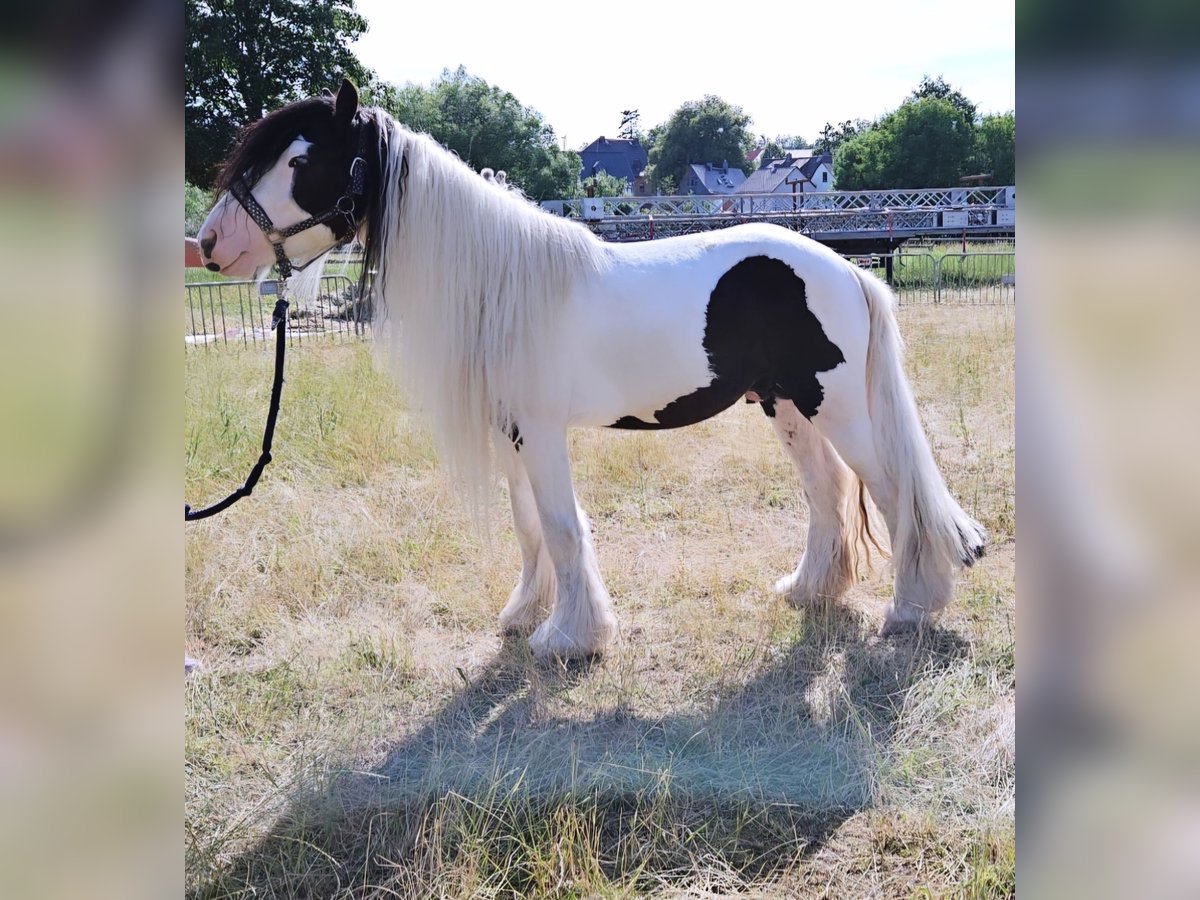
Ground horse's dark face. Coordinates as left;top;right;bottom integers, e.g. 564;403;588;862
198;80;368;278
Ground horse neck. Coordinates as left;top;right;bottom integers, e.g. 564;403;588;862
378;126;603;307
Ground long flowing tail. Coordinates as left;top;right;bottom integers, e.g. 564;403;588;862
852;265;987;629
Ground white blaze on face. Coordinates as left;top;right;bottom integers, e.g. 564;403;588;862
197;137;340;279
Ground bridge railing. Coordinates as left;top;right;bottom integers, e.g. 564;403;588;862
541;186;1014;220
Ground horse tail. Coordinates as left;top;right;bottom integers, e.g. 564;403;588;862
853;264;986;622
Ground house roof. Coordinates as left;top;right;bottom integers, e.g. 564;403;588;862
736;159;812;193
736;150;833;192
579;136;648;183
684;163;746;194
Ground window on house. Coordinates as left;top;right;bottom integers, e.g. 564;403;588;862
822;171;829;183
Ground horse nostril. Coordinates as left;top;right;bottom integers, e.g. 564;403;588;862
199;231;217;258
205;262;221;272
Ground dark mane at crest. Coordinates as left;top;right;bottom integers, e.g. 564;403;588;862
214;96;336;194
351;106;396;312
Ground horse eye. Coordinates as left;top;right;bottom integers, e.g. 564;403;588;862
288;155;309;169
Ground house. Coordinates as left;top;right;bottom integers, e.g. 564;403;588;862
579;136;650;196
737;149;835;195
680;162;747;195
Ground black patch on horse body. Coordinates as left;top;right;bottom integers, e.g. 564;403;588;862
507;421;523;451
609;256;845;429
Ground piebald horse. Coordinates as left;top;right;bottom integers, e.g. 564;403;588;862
198;80;986;659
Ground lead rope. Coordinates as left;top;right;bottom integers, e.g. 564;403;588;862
184;291;289;521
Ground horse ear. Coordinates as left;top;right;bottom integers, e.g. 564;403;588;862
334;78;359;128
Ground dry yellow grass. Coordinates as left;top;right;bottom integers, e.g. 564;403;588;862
185;304;1014;898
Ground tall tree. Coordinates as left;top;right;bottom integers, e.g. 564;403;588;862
186;0;371;187
834;91;979;189
618;110;641;141
646;96;754;191
813;119;870;156
973;112;1016;184
375;66;579;200
908;75;978;124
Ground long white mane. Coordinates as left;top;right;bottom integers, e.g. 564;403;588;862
371;117;608;512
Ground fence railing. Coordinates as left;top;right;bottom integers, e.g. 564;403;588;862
185;275;371;349
184;251;1013;347
843;250;1015;305
542;185;1014;219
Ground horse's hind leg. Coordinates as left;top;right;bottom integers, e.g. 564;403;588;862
496;435;556;634
768;399;860;607
514;422;617;659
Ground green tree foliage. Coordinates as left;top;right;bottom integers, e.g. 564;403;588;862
374;66;579;200
566;171;630;199
973;112;1015;184
186;0;371;187
908;75;977;124
646;96;755;191
185;182;213;235
814;120;867;156
834;90;982;189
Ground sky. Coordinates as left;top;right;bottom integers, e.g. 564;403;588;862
351;0;1014;151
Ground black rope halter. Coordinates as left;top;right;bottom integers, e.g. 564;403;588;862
185;124;371;523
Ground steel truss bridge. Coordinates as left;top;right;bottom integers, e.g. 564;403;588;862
540;185;1015;251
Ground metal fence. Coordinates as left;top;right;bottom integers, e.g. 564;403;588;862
184;251;1013;347
185;275;371;349
843;250;1015;305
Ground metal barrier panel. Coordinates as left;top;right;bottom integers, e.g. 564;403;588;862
185;275;372;348
936;252;1016;305
843;250;1015;305
843;252;939;305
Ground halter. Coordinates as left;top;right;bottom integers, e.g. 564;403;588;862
229;125;370;280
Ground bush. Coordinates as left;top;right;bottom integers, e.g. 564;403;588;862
186;182;213;236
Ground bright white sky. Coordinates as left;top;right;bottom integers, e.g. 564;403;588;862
351;0;1014;152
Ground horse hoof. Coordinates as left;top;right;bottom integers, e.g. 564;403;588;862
529;619;614;661
773;570;802;597
881;601;925;637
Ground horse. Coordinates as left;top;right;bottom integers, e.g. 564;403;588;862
197;79;986;660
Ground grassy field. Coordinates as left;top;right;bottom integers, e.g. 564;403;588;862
185;304;1015;898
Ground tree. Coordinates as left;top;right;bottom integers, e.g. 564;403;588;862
186;0;371;187
646;96;755;191
566;171;630;199
374;66;579;200
618;109;641;140
814;119;867;156
832;128;894;190
185;182;213;235
757;133;810;164
834;97;977;189
973;112;1015;184
908;75;977;124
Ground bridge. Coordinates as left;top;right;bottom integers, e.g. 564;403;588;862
540;185;1015;253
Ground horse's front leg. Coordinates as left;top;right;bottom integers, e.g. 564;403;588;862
515;422;617;659
496;432;556;634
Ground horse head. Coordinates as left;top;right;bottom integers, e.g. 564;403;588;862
198;79;381;279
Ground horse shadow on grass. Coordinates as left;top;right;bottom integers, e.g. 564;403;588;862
192;606;969;897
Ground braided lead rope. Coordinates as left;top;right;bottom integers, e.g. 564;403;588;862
185;295;290;521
